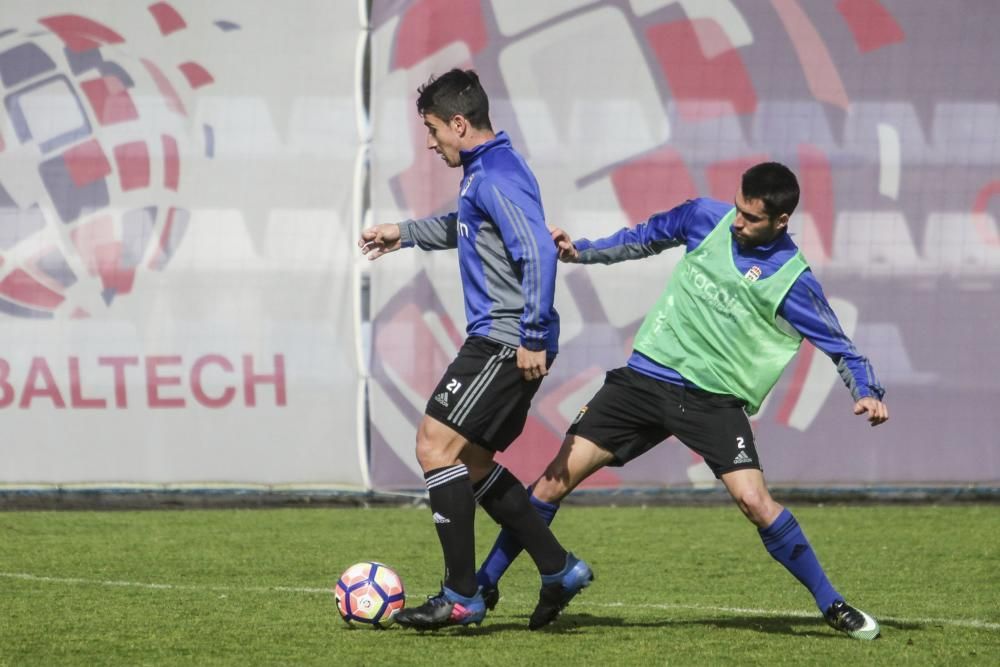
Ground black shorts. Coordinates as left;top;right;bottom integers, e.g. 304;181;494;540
567;367;760;478
425;336;549;452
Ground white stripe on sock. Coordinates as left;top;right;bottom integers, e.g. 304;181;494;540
425;465;469;490
473;464;506;502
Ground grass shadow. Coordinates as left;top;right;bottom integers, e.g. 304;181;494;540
389;621;528;637
531;612;870;640
387;612;928;638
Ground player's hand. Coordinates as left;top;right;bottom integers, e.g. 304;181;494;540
853;397;888;427
517;346;548;382
358;223;402;260
549;226;579;263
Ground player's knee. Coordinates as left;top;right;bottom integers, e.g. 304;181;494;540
414;427;449;471
531;476;566;504
463;457;496;484
534;458;574;503
735;488;776;526
413;435;435;470
414;418;469;472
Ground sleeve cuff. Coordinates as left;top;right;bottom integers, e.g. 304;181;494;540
854;385;885;401
519;337;547;351
398;221;415;248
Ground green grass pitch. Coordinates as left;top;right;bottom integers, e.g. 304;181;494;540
2;504;998;665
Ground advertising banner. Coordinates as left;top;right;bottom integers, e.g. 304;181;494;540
367;0;999;490
0;1;365;487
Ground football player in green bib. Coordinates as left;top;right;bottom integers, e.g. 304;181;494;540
476;162;887;639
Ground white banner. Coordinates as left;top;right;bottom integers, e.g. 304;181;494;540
0;1;365;487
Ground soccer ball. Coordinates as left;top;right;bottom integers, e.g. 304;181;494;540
334;562;406;629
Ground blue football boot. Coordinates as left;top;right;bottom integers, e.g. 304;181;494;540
529;553;593;630
395;585;486;630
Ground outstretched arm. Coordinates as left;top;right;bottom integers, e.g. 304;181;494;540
552;203;697;265
780;273;889;427
358;213;459;260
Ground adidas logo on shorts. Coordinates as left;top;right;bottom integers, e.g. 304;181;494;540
434;392;449;407
733;450;753;465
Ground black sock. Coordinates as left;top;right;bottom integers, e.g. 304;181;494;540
425;464;477;597
474;464;567;576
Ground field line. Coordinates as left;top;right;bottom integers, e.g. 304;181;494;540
3;571;997;632
0;571;329;595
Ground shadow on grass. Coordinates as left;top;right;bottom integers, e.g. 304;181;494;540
388;621;530;637
390;615;832;638
534;613;921;639
537;613;834;637
390;614;922;638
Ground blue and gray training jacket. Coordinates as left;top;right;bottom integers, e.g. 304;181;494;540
574;197;885;402
398;131;559;354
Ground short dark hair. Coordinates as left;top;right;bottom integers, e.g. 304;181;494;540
741;162;800;218
416;69;492;131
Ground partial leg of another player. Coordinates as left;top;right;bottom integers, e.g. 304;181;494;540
476;435;611;627
462;441;570;588
721;468;880;640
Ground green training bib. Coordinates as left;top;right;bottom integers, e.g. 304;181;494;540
633;209;808;414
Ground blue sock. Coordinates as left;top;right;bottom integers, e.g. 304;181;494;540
758;509;841;612
477;492;559;589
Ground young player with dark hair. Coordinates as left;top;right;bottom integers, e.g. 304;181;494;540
358;69;592;631
475;162;887;640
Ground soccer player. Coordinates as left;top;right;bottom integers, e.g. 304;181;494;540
475;162;887;640
358;69;592;630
